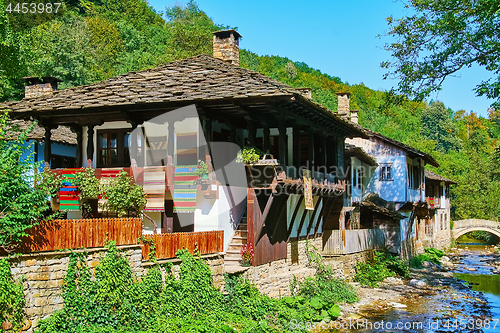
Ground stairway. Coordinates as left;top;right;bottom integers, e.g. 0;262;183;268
224;212;248;271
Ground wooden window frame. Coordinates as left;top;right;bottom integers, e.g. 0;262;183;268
380;164;393;181
96;129;131;168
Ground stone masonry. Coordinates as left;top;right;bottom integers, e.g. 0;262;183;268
238;236;374;298
6;246;224;333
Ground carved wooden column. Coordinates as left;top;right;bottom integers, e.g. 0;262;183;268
247;119;256;147
44;124;53;166
86;125;95;167
263;124;270;154
308;131;315;172
278;122;287;165
293;125;301;177
167;121;175;157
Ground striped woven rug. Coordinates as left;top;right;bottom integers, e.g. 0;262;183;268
144;166;165;212
98;168;124;213
59;168;81;211
173;165;198;213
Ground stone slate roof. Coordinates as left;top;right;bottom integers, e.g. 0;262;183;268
0;55;362;134
345;143;378;166
4;120;76;145
363;128;439;167
425;169;457;185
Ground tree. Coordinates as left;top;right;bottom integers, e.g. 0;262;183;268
421;101;461;152
0;113;49;252
382;0;500;107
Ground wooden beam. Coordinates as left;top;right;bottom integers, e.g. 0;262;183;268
247;119;256;147
308;132;315;172
306;197;323;238
43;124;53;165
293;125;301;176
279;121;287;165
314;197;339;238
295;204;310;240
286;196;304;241
86;125;95;166
263;124;270;154
254;194;275;245
69;125;83;167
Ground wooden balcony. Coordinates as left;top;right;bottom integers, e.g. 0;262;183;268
426;197;440;209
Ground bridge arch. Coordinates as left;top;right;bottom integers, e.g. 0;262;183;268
452;219;500;239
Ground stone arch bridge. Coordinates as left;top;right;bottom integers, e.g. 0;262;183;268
453;219;500;239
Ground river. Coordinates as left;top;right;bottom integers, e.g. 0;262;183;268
326;236;500;332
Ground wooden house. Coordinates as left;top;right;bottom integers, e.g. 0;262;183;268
1;30;366;267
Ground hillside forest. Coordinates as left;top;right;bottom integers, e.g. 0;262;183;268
1;0;499;221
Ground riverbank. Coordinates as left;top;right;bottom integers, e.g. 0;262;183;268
329;247;496;332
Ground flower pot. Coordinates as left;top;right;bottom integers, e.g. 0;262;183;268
241;260;251;267
201;173;209;180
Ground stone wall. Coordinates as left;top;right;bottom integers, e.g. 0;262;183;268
6;246;224;333
237;236;373;297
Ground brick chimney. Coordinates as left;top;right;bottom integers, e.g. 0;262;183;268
350;110;359;124
23;76;61;99
212;29;242;66
336;92;351;119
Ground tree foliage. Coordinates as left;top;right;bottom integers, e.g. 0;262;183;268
0;113;49;252
383;0;500;108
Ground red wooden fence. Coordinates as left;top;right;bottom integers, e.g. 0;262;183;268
17;218;142;253
141;230;224;260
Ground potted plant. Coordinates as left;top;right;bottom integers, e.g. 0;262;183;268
237;147;277;187
239;242;254;267
100;171;146;217
35;166;62;211
74;167;100;218
195;161;210;181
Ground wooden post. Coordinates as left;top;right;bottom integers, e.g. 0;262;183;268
263;124;270;154
167;121;175;156
44;124;53;166
293;125;301;178
279;122;287;165
248;119;256;147
86;125;95;167
74;126;83;167
130;123;138;165
337;137;345;180
308;131;315;173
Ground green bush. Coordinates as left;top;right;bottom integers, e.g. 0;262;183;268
236;147;264;164
0;258;25;332
410;247;446;268
38;240;358;333
355;252;409;287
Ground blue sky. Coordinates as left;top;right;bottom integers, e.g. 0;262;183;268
148;0;493;117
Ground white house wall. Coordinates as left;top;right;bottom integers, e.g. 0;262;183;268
366;155;408;203
194;185;247;251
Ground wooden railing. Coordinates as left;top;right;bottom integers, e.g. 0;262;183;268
141;230;224;260
17;218;142;253
323;228;385;255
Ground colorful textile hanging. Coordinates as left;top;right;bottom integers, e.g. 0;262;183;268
98;168;124;213
59;168;81;211
173;165;198;213
143;166;165;212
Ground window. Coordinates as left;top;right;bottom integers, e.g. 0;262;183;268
408;163;421;189
380;164;393;181
440;213;444;230
356;167;363;190
97;129;131;168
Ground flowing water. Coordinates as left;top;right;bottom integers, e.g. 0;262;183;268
319;236;500;332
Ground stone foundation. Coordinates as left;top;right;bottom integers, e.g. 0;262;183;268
237;236;373;297
6;246;224;332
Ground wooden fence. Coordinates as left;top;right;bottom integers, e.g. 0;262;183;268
141;230;224;260
323;228;385;255
17;218;143;253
